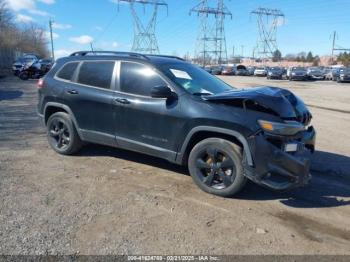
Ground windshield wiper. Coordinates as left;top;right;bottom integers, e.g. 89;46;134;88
192;92;212;96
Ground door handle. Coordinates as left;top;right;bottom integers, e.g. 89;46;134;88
114;97;130;104
67;89;79;95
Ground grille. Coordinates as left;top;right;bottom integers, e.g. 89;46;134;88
297;111;312;126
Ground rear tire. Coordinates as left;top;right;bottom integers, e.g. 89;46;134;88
188;138;247;197
19;71;29;80
46;112;83;155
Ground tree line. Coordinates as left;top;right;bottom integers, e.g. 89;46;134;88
0;0;49;66
273;50;320;65
337;52;350;66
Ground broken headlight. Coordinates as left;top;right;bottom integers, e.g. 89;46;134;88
258;120;305;136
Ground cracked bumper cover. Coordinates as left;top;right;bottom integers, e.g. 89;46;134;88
244;126;316;191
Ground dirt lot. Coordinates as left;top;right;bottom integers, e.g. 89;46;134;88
0;76;350;255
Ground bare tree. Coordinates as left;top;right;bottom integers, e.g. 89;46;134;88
0;0;49;70
17;23;49;57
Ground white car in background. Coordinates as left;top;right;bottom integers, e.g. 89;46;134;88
254;67;268;77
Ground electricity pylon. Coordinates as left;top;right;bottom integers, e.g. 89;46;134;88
190;0;232;66
118;0;168;54
251;7;284;59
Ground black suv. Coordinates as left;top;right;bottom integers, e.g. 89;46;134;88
38;51;316;197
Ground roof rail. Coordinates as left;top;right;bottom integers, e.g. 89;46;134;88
69;51;149;60
146;54;185;61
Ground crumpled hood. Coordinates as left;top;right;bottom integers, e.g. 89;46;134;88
13;62;24;67
204;86;311;121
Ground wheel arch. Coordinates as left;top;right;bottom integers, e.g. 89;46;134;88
44;102;83;138
176;126;253;167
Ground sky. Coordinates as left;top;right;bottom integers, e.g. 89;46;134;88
6;0;350;58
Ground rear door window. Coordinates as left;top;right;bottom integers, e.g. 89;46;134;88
57;62;79;81
77;61;115;89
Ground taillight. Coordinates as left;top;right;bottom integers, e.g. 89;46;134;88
37;78;44;89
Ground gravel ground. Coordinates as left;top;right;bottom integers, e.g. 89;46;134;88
0;76;349;255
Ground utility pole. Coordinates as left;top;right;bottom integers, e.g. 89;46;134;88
232;45;235;58
330;31;350;63
241;45;244;58
49;19;55;61
190;0;232;66
331;31;336;62
251;7;284;59
90;42;95;53
118;0;168;54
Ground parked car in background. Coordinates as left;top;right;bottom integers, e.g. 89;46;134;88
307;67;325;80
325;68;341;81
289;67;309;81
236;65;248;76
247;66;256;76
221;66;235;75
204;66;212;74
12;54;39;76
211;66;223;75
337;68;350;83
39;59;54;72
254;67;267;77
282;67;288;76
323;68;332;80
17;59;47;80
267;67;283;80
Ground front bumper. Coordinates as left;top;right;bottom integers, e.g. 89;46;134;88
339;76;350;82
268;74;282;79
309;75;324;80
244;126;316;191
12;66;23;74
291;75;308;80
255;72;267;76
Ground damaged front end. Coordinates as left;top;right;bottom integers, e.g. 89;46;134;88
205;86;316;191
245;123;315;191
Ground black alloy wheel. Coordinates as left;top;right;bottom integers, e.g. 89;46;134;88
188;138;247;197
46;112;82;155
48;118;71;151
194;147;236;190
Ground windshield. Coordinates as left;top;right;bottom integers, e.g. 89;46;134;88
159;63;233;95
309;67;322;72
16;58;36;63
270;67;281;72
40;59;52;63
292;67;306;71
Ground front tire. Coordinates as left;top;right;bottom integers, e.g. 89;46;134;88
188;138;247;197
19;71;29;80
46;112;82;155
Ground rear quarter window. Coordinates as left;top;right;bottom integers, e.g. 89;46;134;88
77;61;115;89
56;62;79;81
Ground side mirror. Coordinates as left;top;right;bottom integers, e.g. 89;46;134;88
151;85;173;98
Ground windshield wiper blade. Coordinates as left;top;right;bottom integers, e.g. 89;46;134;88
192;92;212;96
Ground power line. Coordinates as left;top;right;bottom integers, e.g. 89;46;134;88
118;0;168;54
251;7;284;60
190;0;232;66
331;31;350;62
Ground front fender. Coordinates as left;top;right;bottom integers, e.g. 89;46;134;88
175;126;253;166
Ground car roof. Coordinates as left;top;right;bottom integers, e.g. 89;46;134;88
58;51;187;67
